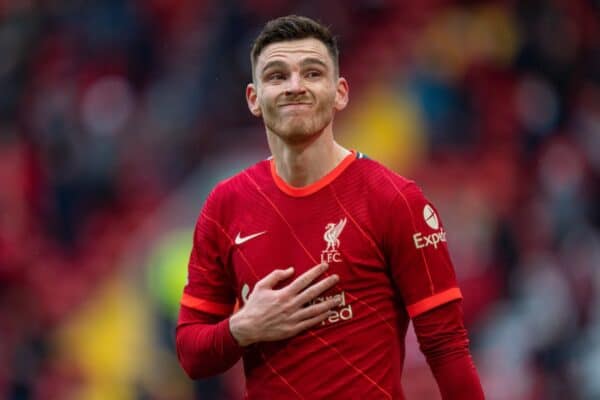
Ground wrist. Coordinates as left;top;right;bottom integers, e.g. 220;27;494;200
229;311;254;347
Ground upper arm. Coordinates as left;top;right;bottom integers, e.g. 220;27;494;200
180;192;236;318
385;182;462;318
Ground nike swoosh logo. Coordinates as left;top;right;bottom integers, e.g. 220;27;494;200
234;231;267;245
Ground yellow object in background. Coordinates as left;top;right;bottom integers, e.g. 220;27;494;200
51;275;191;400
340;83;426;173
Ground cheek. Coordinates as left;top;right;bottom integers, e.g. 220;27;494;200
260;98;277;117
258;90;277;111
320;84;337;101
317;88;337;110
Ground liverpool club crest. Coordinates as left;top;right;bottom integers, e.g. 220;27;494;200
321;218;347;263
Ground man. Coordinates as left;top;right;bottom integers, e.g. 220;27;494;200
176;15;485;399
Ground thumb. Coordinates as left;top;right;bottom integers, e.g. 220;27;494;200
257;267;294;289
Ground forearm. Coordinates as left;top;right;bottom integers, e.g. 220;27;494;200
427;353;483;399
176;264;339;380
413;300;485;400
175;306;244;379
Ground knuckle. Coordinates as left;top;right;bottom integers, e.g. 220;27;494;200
300;309;311;320
299;306;312;318
287;298;301;311
309;286;325;299
272;297;285;310
278;290;292;302
302;286;316;298
272;270;284;279
297;321;308;331
283;302;295;314
300;276;311;287
326;276;338;286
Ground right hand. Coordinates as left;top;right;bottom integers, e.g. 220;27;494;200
229;263;340;346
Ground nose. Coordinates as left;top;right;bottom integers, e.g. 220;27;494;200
285;72;306;96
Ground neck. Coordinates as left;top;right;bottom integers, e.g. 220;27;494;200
267;127;351;188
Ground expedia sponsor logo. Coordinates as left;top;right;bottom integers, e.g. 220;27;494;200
309;291;353;326
423;204;439;230
413;204;447;249
413;229;447;249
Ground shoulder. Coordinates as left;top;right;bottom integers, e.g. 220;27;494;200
350;153;418;199
349;154;438;225
203;158;270;215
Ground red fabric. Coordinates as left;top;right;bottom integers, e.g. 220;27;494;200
413;300;485;399
383;178;463;316
176;153;476;398
176;306;243;379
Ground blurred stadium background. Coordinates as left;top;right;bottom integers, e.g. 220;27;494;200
1;0;599;399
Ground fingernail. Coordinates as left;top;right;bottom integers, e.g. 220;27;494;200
322;263;329;270
331;274;339;282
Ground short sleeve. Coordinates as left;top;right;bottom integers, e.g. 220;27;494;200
385;183;462;318
181;191;236;316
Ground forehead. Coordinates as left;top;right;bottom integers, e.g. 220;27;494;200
256;38;332;71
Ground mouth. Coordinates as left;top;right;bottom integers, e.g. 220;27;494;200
278;103;312;108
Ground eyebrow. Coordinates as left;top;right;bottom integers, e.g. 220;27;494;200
300;57;328;69
260;57;329;75
261;60;287;75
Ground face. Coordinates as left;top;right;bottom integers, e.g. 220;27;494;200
246;38;349;143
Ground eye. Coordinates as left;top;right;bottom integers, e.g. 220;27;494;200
306;70;322;79
267;72;286;81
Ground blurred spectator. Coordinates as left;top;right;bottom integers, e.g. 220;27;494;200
0;0;599;399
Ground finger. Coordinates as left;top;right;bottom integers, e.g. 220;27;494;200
293;309;332;334
284;263;328;295
290;297;340;322
291;274;339;308
256;267;295;289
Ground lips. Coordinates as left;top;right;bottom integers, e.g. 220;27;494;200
278;102;312;108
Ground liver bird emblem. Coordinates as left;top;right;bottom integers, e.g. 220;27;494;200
323;218;347;252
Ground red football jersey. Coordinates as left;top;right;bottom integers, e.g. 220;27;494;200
181;151;463;399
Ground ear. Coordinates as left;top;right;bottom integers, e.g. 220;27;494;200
334;77;349;111
246;83;262;117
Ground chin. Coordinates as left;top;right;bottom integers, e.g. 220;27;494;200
277;128;316;144
266;114;332;142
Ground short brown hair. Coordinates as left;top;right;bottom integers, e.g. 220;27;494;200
250;15;339;77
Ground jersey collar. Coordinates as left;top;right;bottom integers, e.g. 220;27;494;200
270;150;357;197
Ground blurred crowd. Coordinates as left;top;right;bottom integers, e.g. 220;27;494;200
0;0;599;399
